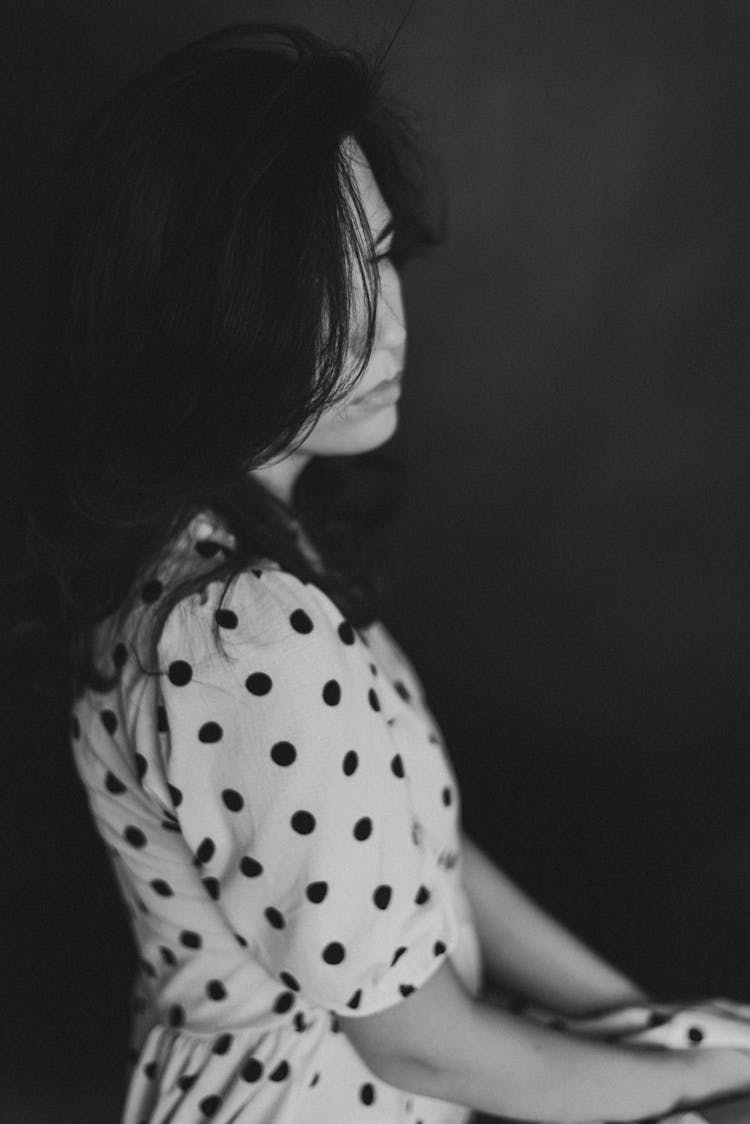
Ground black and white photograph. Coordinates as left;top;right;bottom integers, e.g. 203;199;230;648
3;3;750;1122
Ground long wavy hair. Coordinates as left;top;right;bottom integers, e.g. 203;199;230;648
6;21;443;705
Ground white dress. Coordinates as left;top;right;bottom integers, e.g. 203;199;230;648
70;511;484;1123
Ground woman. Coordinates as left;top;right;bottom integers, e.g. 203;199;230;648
14;19;750;1124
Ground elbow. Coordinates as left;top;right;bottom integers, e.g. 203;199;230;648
357;1042;445;1100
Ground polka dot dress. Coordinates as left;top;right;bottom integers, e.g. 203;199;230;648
71;513;483;1124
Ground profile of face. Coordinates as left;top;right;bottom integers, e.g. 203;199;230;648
251;140;407;501
300;140;407;454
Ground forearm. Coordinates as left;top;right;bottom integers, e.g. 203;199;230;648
461;831;648;1015
381;999;749;1124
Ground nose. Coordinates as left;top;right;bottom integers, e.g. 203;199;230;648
377;260;407;353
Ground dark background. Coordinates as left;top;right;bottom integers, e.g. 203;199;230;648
3;1;750;1120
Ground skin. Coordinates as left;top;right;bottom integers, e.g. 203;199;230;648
249;139;406;506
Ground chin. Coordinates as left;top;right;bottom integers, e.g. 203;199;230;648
347;402;399;453
298;401;400;458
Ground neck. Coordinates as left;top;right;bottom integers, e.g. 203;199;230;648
250;451;312;506
250;452;323;572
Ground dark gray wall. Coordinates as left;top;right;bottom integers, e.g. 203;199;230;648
3;2;750;1118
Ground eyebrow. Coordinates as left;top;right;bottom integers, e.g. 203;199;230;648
374;218;395;247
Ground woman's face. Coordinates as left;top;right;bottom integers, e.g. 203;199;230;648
250;141;407;504
295;141;407;456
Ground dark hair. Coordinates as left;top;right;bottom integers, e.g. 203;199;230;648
5;20;442;705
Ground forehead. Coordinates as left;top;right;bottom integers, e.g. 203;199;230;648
345;138;392;237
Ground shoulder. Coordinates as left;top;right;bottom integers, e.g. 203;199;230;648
157;565;363;681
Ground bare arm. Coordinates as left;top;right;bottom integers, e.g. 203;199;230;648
461;830;648;1015
341;956;750;1123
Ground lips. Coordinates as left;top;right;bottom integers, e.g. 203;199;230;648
351;373;402;405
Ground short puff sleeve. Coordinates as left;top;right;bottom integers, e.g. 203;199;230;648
157;568;461;1018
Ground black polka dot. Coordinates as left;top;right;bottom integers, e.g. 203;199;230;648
168;783;182;807
235;933;248;948
124;825;147;849
215;608;238;629
394;680;412;701
347;989;362;1009
322;942;345;965
199;1094;222;1117
178;1074;197;1092
269;1060;290;1082
280;971;300;991
391;754;404;779
105;771;126;795
310;1072;320;1087
265;906;286;930
143;1060;157;1080
688;1026;704;1044
360;1082;376;1106
70;713;81;739
353;816;372;841
140;958;156;978
206;979;227;1001
306;881;328;903
290;609;313;634
150;879;173;897
373;885;392;910
434;940;446;956
322;679;341;706
391;946;407;966
213;1033;233;1055
246;672;272;696
342;750;359;776
195;539;222;558
399;984;416;998
135;753;147;780
442;786;452;806
203;877;220;901
271;741;296;766
240;856;263;878
157;705;169;733
415;885;431;905
198;721;223;744
330;1013;341;1033
141;579;163;604
162;816;180;833
242;1057;264;1082
180;930;202;949
338;620;355;645
274;991;295;1013
222;788;244;812
195;837;215;865
159;946;176;966
168;1004;184;1027
113;642;128;668
168;660;193;686
369;663;378;676
100;708;118;735
294;1011;308;1032
368;688;381;712
291;810;315;834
